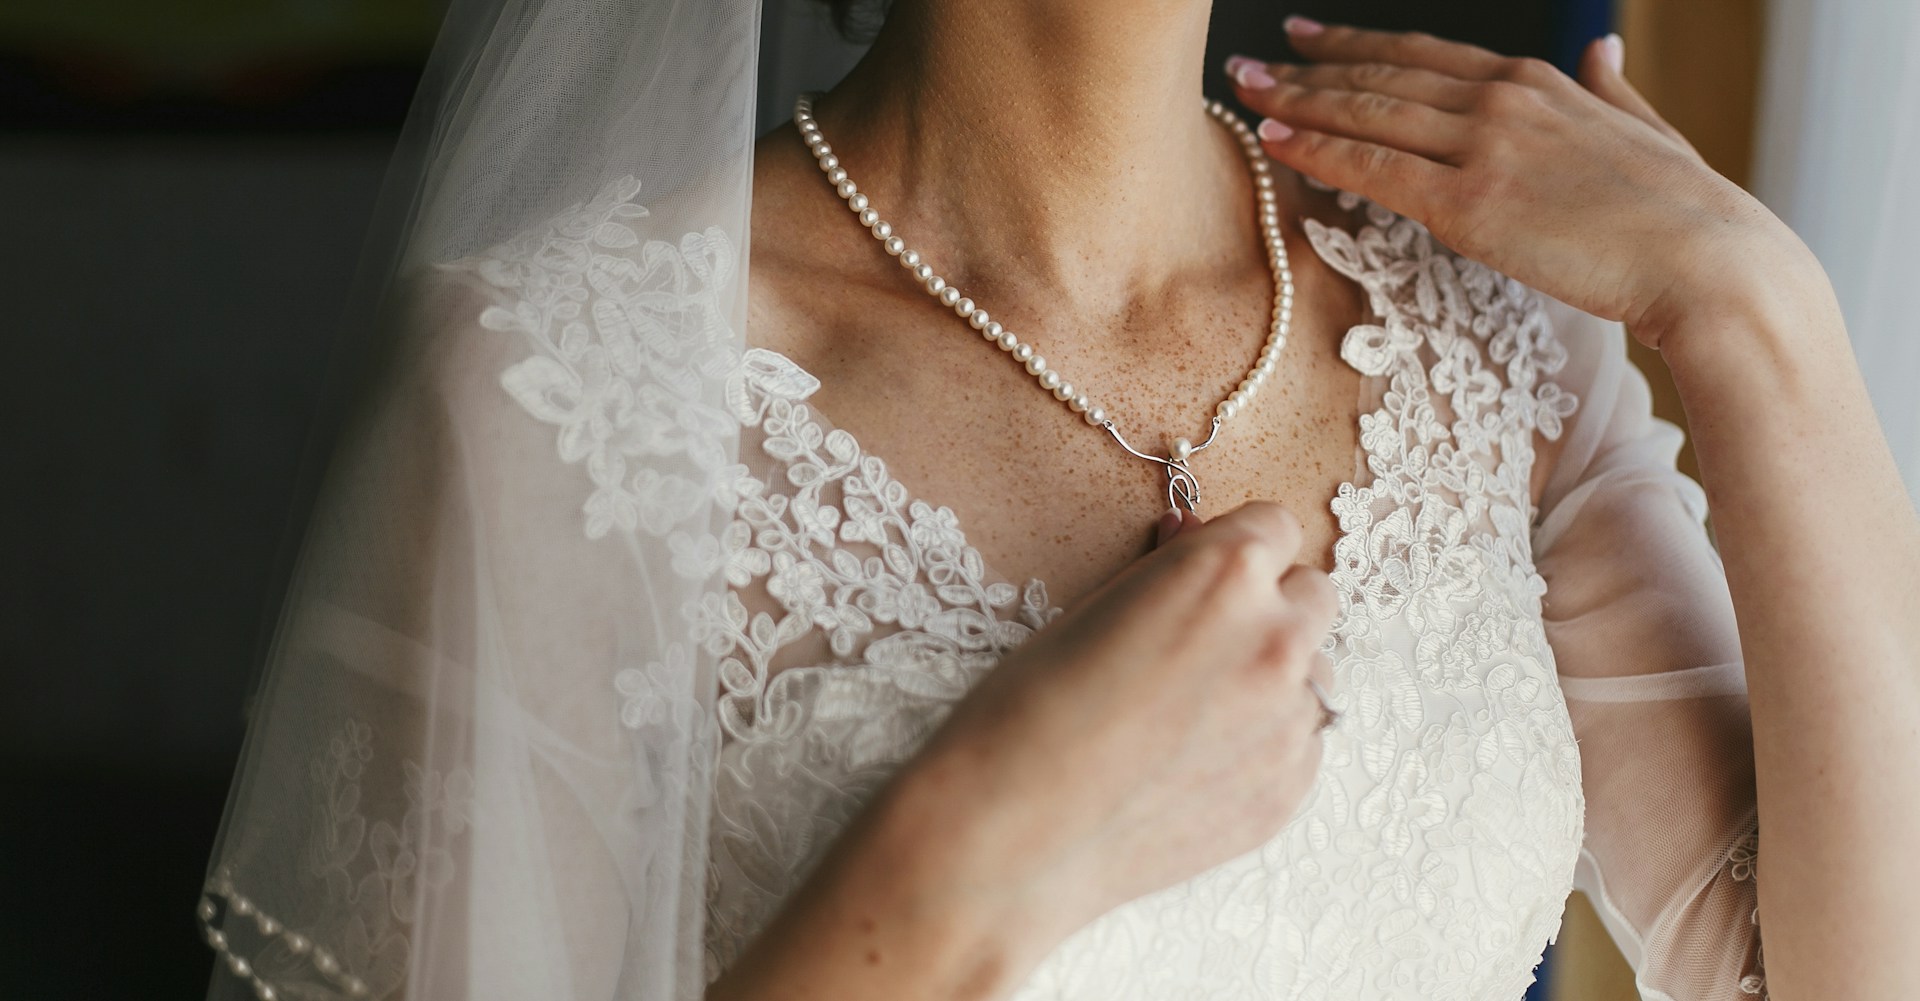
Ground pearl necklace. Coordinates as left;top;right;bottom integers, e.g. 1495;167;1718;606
792;93;1293;514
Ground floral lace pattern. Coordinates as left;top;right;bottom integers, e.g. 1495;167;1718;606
443;173;1757;999
199;719;473;1001
677;183;1591;996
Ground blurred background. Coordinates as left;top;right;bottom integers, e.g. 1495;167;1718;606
2;0;1914;998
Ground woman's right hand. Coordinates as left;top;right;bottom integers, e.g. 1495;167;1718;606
709;500;1337;1001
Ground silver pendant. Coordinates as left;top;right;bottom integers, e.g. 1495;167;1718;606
1099;415;1224;513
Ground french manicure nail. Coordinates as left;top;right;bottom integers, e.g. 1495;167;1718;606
1227;55;1277;89
1602;32;1625;73
1284;14;1326;36
1156;508;1183;546
1258;118;1294;142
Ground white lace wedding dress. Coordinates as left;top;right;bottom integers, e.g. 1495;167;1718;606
199;177;1768;1001
476;180;1768;1000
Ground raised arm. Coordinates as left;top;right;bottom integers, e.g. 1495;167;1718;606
1229;19;1920;998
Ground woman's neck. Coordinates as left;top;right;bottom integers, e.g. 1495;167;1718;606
811;0;1254;312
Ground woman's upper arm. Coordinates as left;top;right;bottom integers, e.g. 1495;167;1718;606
1532;298;1767;998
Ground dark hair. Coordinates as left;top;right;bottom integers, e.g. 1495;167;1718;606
813;0;891;43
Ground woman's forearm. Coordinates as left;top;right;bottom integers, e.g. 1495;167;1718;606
704;750;1080;1001
1654;221;1920;1001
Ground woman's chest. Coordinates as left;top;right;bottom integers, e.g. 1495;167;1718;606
743;224;1372;611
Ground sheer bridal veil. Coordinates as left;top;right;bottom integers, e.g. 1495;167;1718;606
195;1;838;998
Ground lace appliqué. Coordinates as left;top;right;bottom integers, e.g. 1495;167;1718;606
1727;822;1769;998
198;718;473;1001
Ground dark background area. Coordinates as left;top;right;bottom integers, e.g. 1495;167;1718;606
0;0;1604;997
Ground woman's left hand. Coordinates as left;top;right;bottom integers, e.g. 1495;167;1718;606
1227;18;1805;347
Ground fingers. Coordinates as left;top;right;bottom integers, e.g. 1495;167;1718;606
1260;60;1481;113
1278;563;1338;624
1283;15;1508;81
1575;34;1695;150
1199;500;1305;567
1230;77;1472;162
1252;121;1451;222
1154;507;1205;548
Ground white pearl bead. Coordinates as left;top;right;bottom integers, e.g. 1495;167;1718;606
1171;437;1193;461
1053;380;1074;401
899;249;920;268
1069;393;1090;413
231;896;254;917
254;983;277;1001
968;309;990;329
938;285;960;305
872;220;892;239
826;167;847;184
256;915;281;936
1217;399;1239;418
883;236;905;256
925;275;946;294
848;193;869;211
1085;406;1108;426
954;297;974;317
835;179;857;198
857;208;879;227
1039;369;1062;390
1012;343;1034;362
817;154;837;171
912;263;934;281
997;330;1019;350
1023;352;1046;374
345;976;370;997
806;134;826;150
313;950;340;976
982;319;1002;338
198;899;217;922
227;955;253;978
206;930;228;951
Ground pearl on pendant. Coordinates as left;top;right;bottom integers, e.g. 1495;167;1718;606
1171;437;1193;462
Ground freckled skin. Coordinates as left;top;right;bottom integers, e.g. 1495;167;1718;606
749;122;1371;614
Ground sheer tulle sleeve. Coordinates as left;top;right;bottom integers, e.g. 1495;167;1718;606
197;261;729;1001
1532;298;1768;1000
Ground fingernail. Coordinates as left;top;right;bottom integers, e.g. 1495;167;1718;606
1258;118;1294;142
1155;507;1182;546
1284;14;1325;36
1226;54;1277;89
1602;32;1625;73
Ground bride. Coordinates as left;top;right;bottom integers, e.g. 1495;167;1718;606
196;1;1920;1000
